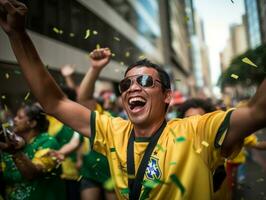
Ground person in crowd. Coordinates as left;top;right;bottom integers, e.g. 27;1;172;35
1;2;266;199
0;103;66;200
47;86;84;200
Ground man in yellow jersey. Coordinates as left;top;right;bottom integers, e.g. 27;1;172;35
2;1;266;199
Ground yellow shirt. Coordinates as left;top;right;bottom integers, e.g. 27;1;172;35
90;110;234;200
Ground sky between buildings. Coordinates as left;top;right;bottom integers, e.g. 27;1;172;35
194;0;245;90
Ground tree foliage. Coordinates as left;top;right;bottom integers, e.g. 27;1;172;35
219;44;266;90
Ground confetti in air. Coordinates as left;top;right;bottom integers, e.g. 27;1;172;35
139;55;146;59
114;37;120;41
53;27;60;34
201;141;209;147
1;95;6;99
24;92;30;101
125;51;130;57
111;53;116;57
93;30;98;35
231;74;239;79
196;148;202;154
5;73;9;79
242;57;258;67
96;44;101;49
69;33;75;37
84;29;90;39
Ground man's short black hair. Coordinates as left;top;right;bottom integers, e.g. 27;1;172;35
177;98;216;118
124;59;171;91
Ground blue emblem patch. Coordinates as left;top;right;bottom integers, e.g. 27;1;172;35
145;157;161;180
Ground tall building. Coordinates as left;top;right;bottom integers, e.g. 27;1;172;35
244;0;262;49
220;16;248;72
0;0;192;109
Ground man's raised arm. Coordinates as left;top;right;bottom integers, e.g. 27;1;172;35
0;0;91;137
222;79;266;156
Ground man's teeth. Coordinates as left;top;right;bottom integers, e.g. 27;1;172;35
129;97;146;104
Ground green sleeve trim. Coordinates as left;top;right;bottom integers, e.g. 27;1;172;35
90;111;96;149
214;110;233;148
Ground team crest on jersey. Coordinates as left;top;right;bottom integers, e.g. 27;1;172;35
145;156;161;180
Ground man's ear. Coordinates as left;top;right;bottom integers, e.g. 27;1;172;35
164;90;172;104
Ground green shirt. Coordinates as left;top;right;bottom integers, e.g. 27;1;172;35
1;132;66;200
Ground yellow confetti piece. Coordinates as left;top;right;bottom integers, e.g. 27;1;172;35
93;30;98;35
96;44;100;49
84;29;90;39
139;55;146;59
242;57;257;67
4;104;8;112
1;95;6;99
69;33;75;37
24;92;30;101
104;178;115;191
111;53;116;57
114;37;120;41
125;51;130;57
231;74;239;79
5;73;9;79
53;27;60;34
201;141;209;147
77;176;83;181
2;122;9;128
59;30;63;34
196;148;202;154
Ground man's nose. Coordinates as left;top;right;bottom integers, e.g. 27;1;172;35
128;79;142;91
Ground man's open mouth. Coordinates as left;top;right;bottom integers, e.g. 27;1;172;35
128;97;147;110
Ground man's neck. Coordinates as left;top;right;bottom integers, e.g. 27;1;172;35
133;118;165;138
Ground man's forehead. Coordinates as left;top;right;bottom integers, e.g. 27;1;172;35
125;66;158;77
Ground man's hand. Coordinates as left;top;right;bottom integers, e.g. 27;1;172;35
0;0;27;34
90;48;111;71
61;64;75;77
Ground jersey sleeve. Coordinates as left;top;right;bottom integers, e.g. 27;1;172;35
90;111;131;156
192;109;236;170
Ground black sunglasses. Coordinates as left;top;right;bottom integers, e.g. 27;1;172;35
119;74;162;93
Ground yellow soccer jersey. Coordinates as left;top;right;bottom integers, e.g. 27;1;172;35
90;109;235;200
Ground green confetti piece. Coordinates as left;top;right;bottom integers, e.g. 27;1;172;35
231;74;239;79
77;176;83;181
169;161;177;166
156;144;166;152
242;57;257;67
24;92;30;101
69;33;75;37
96;158;101;162
53;27;60;34
170;174;185;195
59;30;63;34
1;95;6;99
143;180;159;189
176;136;186;142
84;29;90;39
96;44;100;49
114;37;120;41
103;178;115;191
5;73;9;79
110;147;116;152
111;53;116;57
14;70;21;74
93;30;98;35
120;188;129;195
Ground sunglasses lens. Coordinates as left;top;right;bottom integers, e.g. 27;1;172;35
137;75;154;87
119;78;131;93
